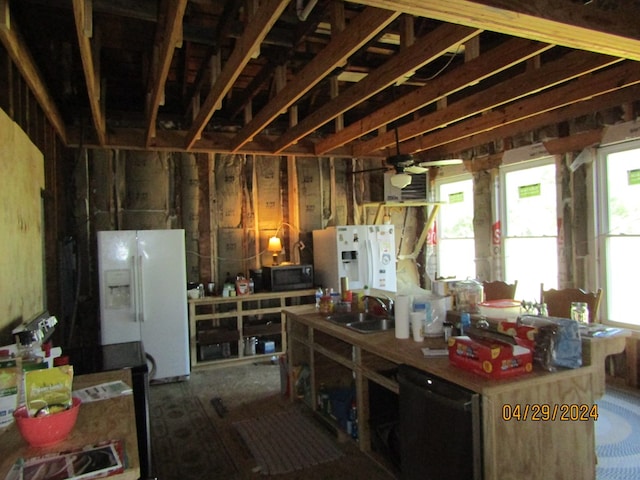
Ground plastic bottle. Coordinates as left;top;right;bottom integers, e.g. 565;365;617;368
317;383;330;414
315;287;323;310
460;312;471;335
348;399;358;439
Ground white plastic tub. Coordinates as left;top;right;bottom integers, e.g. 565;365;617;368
477;299;521;321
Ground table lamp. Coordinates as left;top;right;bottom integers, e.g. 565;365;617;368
268;236;282;265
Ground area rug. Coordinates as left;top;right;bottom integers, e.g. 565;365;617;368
149;380;238;480
233;408;344;475
596;386;640;479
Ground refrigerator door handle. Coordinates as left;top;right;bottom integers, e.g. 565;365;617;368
137;255;145;322
365;237;373;288
131;255;139;322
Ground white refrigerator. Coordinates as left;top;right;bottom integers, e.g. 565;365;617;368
312;225;397;293
97;229;190;381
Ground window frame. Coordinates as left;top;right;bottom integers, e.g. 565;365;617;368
595;138;640;327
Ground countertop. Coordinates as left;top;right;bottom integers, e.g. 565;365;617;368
283;304;624;396
0;369;140;480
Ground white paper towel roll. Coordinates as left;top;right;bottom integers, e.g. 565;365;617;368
395;294;410;339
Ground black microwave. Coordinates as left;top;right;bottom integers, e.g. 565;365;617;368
258;265;314;292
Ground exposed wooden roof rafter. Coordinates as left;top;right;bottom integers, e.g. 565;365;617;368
271;22;482;154
228;6;401;153
353;50;623;156
184;0;290;150
145;0;188;147
0;0;67;143
72;0;106;146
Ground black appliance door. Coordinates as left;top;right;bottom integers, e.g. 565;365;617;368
398;364;482;480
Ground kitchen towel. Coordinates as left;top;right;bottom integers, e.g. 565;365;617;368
395;295;410;339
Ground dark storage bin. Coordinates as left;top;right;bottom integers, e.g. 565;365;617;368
328;387;354;430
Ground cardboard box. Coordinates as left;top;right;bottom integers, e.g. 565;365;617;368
448;335;533;379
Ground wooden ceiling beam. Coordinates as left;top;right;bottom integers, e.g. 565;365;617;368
0;0;67;143
353;50;621;156
315;37;552;155
145;0;187;147
405;62;640;155
72;0;106;145
354;0;640;61
271;23;481;154
228;6;401;153
184;0;289;150
427;85;640;158
65;125;364;158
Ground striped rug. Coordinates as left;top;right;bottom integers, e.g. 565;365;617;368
596;386;640;479
233;408;343;475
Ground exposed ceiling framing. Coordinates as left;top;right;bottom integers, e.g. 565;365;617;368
1;0;639;162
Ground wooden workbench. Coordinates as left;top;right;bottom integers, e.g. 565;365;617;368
284;305;626;480
0;369;140;480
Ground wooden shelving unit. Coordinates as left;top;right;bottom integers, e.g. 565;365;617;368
188;289;316;368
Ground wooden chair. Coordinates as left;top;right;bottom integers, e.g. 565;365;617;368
540;284;603;323
482;280;518;301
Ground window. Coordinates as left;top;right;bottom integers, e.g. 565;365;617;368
500;158;558;302
596;141;640;326
435;176;475;280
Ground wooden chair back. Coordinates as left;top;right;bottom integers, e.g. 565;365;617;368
540;284;603;323
482;280;518;301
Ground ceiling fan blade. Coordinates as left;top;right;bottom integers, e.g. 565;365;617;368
404;165;428;174
417;158;463;167
350;166;391;175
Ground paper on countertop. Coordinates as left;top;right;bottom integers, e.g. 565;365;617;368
421;347;449;357
73;380;133;403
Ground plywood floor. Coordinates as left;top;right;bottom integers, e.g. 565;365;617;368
150;360;397;480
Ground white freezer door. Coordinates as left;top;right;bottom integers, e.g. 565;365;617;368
137;230;190;380
98;230;142;345
366;225;397;292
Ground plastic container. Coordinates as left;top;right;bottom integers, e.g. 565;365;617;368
14;397;81;447
454;279;484;313
478;299;521;321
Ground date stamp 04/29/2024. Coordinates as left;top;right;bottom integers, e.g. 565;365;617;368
501;403;599;422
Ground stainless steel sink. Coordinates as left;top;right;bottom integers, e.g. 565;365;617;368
326;312;382;325
346;317;395;333
326;312;394;333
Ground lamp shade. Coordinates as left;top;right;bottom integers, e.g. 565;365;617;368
268;236;282;252
390;172;412;189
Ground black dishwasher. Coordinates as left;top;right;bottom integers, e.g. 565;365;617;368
398;364;482;480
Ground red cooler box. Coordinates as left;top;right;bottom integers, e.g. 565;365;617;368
447;335;533;379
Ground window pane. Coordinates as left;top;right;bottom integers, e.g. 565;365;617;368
501;159;557;302
437;238;476;280
504;163;556;236
436;178;475;279
605;236;640;325
439;180;474;238
599;145;640;326
504;237;557;302
606;150;640;235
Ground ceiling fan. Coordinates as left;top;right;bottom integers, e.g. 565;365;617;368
353;125;462;188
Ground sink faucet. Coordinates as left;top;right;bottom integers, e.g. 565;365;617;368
362;295;394;316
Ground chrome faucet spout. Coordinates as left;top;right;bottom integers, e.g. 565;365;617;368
362;295;394;316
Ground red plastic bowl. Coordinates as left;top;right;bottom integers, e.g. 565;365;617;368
13;397;81;447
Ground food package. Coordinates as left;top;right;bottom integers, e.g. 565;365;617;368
0;357;20;428
517;315;582;371
24;365;74;417
447;335;533;379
